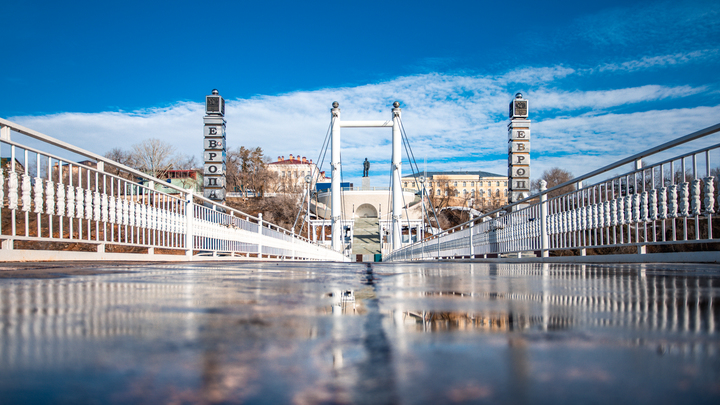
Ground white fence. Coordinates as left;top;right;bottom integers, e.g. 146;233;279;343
0;118;346;262
385;123;720;262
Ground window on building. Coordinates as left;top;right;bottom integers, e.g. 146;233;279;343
403;182;407;187
455;189;459;197
463;182;466;187
471;181;474;186
504;189;508;196
437;189;441;195
496;181;500;186
444;190;448;196
282;171;286;177
454;182;457;187
496;189;500;197
463;189;467;195
504;181;507;186
471;189;475;197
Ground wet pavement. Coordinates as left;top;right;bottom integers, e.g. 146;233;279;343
0;261;719;404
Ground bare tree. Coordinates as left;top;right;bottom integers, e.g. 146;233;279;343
531;167;575;198
103;147;134;179
227;146;275;197
130;139;177;179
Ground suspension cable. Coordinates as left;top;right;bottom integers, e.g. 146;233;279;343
398;117;442;236
292;119;332;236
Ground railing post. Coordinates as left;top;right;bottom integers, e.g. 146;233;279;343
635;159;647;254
291;231;295;261
185;190;194;258
469;212;474;258
0;125;10;141
540;180;549;257
257;213;263;259
578;180;586;256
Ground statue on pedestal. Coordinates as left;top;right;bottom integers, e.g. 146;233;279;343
363;158;370;177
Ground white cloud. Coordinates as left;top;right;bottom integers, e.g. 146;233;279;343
7;64;717;188
593;50;720;73
530;85;705;112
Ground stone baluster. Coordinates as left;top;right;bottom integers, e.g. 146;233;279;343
122;198;129;226
101;194;109;222
598;202;605;228
624;195;633;224
45;179;55;216
139;202;146;229
0;171;4;208
127;199;134;228
678;182;689;217
668;185;678;218
75;186;84;219
640;192;648;222
690;179;701;216
611;199;618;226
658;187;668;219
617;197;625;225
109;196;116;223
84;189;93;221
56;183;66;218
704;177;715;214
8;172;19;210
580;206;587;230
33;176;43;213
603;201;611;227
21;174;31;212
648;189;658;221
150;205;157;231
592;204;599;229
93;190;101;221
632;193;641;223
66;186;75;218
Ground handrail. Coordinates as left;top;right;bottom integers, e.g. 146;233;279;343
387;121;720;260
0;117;339;256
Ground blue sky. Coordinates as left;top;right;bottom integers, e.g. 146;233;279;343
3;0;719;186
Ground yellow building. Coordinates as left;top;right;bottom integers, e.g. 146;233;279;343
402;171;508;208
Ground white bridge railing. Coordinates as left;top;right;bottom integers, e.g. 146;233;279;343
0;118;346;262
385;123;720;262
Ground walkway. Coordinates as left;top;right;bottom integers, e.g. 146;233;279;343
0;261;718;403
352;217;381;257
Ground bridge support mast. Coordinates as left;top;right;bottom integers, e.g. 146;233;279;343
331;102;342;252
392;102;402;250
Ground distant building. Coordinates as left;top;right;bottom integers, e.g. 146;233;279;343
402;170;509;207
154;169;203;194
1;158;25;173
267;154;330;193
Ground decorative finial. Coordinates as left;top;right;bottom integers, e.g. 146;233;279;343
212;89;219;95
393;101;400;108
515;92;523;99
332;101;339;108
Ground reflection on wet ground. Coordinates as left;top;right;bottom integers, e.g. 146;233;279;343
0;261;719;404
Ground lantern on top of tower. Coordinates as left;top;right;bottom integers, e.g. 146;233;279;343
508;92;531;207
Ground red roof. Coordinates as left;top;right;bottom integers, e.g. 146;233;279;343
269;159;310;165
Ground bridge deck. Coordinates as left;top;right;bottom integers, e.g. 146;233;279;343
0;261;718;403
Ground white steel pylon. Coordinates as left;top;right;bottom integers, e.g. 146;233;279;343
328;101;403;253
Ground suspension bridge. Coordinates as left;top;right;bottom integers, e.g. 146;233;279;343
0;97;718;263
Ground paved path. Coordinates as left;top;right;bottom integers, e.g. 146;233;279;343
352;217;381;255
0;261;718;403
